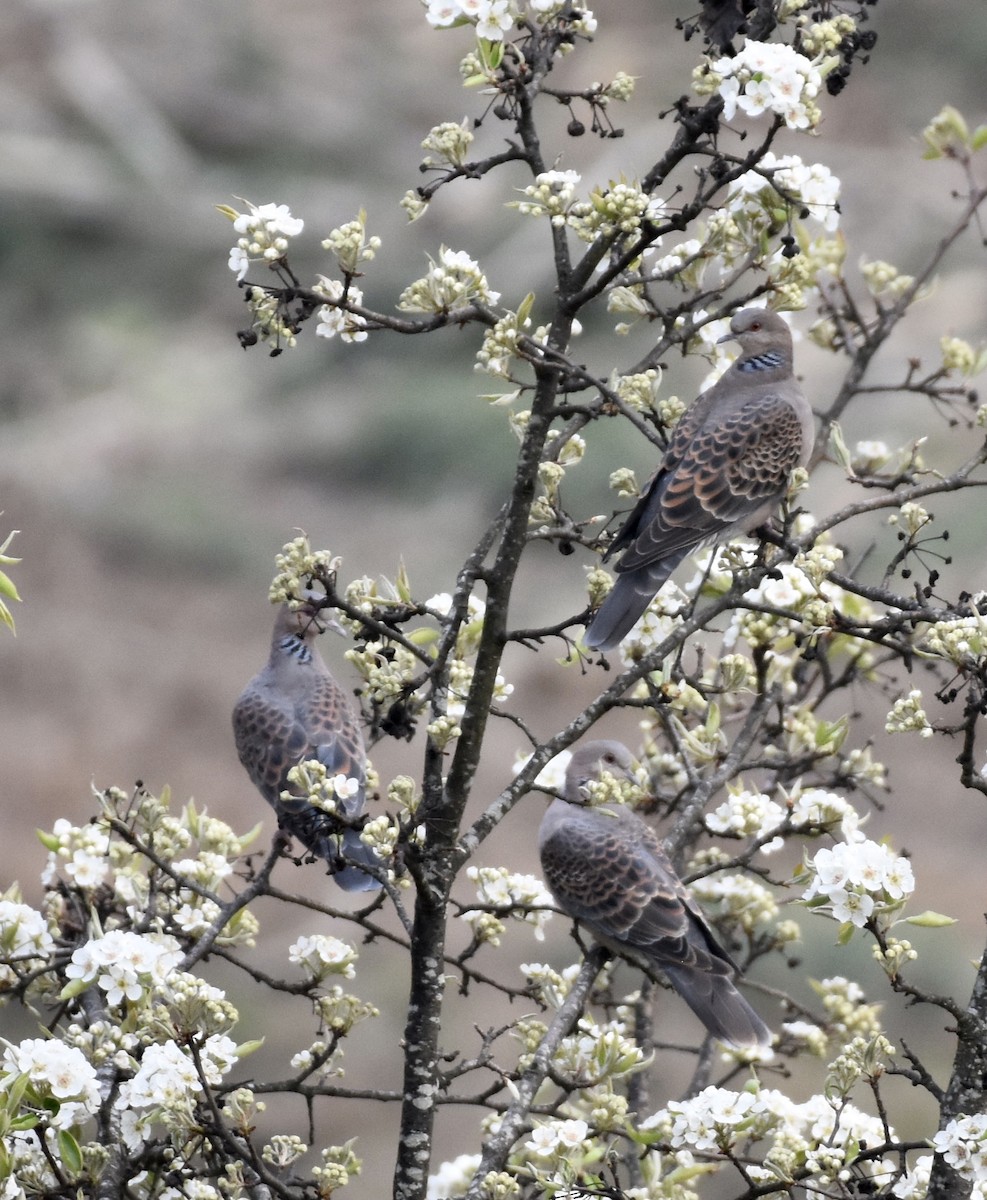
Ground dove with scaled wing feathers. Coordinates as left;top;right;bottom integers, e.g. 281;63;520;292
232;594;383;892
539;740;770;1047
585;308;814;651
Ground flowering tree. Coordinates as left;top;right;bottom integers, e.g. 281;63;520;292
5;3;987;1200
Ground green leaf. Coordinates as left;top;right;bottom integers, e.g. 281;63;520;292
516;292;536;326
57;1128;84;1175
477;37;503;70
215;204;241;222
836;921;856;945
237;821;264;850
829;421;852;472
972;125;987;152
36;828;61;851
59;977;92;1002
1;1071;31;1115
904;910;957;928
815;714;849;752
396;560;413;604
235;1038;265;1059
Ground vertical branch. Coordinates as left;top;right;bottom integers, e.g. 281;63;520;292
394;80;577;1197
927;936;987;1200
393;871;452;1200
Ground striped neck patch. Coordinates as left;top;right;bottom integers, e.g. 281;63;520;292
279;634;313;664
737;349;785;373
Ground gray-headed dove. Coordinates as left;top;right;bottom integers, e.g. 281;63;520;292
232;596;382;891
539;740;770;1047
585;308;814;651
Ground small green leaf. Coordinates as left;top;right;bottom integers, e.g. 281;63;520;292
215;204;241;222
235;1038;265;1059
905;910;957;928
829;422;852;472
477;36;503;70
57;1128;84;1175
396;560;413;604
516;292;536;326
36;828;61;851
836;921;856;945
59;977;92;1002
815;714;849;752
237;821;264;850
972;125;987;152
2;1071;31;1115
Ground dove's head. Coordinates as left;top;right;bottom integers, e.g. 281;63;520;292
273;589;343;641
563;740;638;806
719;307;793;360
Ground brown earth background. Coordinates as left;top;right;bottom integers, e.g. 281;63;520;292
2;0;987;1192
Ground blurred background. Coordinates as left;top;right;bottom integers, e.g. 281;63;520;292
2;0;987;1189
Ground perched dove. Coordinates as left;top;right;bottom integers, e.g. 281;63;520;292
539;740;770;1047
585;308;814;651
232;596;382;891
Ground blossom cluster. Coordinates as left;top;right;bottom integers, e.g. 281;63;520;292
620;150;842;321
0;772;392;1197
422;119;475;168
923;612;987;668
568;180;664;242
930;1114;987;1185
706;787;785;841
642;1083;898;1192
801;838;914;929
285;759;361;818
65;928;183;1007
461;865;554;945
515;169;581;226
733;152;842;233
398;247;499;313
289;933;359;981
475;303;534;379
702;40;829;130
690;872;783;937
222;199;304;282
313;276;369;343
885;689;933;738
422;0;597;43
321;209;381;275
0;895;54;986
2;1037;102;1131
550;1015;646;1086
35;790;260;950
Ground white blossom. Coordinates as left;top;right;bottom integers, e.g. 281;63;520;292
427;1153;481;1200
289;934;358;980
713;40;824;130
313;276;369;343
65;929;182;1007
3;1038;101;1112
803;839;914;927
0;901;54;980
